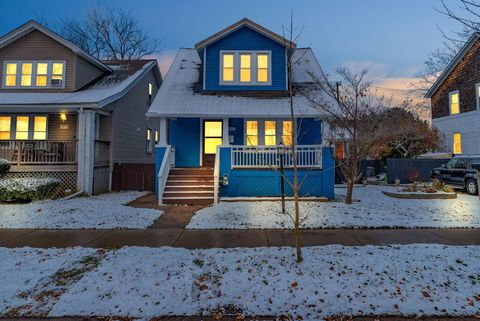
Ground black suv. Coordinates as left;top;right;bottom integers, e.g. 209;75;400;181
431;156;480;195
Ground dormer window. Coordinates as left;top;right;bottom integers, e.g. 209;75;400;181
220;51;271;86
2;61;65;89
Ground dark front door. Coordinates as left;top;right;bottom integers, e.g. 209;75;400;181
202;120;223;167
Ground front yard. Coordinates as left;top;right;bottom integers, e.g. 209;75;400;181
187;186;480;229
0;192;162;229
2;245;480;319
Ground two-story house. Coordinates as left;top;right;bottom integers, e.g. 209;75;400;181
0;20;162;195
147;18;334;205
426;32;480;156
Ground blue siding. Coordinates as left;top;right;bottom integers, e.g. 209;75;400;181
204;26;287;91
298;118;322;145
169;118;200;167
229;118;244;145
218;146;334;199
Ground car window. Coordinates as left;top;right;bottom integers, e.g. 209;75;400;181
455;159;467;169
446;159;457;169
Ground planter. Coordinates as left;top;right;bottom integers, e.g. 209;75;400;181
382;190;457;200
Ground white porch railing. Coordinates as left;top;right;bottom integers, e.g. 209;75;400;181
0;140;77;165
157;145;174;205
213;145;221;204
231;145;322;169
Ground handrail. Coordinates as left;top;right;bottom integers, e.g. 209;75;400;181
0;140;78;165
157;145;173;205
213;145;221;204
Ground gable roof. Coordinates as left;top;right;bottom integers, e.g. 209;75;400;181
146;48;327;118
0;60;160;109
425;32;480;98
0;20;111;72
194;18;296;49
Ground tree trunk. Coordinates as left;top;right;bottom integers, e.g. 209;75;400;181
293;166;302;263
345;179;354;205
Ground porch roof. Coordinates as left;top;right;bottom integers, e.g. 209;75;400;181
0;61;158;110
146;48;327;118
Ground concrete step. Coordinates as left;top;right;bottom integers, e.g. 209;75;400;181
162;197;214;205
166;180;214;186
167;175;214;180
163;192;214;198
170;168;214;176
164;185;214;192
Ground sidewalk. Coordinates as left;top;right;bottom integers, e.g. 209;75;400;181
1;227;479;248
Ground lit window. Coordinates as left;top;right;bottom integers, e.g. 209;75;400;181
148;82;153;97
0;116;11;140
36;63;48;87
16;116;29;140
265;121;276;146
21;63;32;87
154;130;159;144
33;116;47;140
240;54;251;82
335;141;346;159
146;128;152;152
246;121;258;146
282;121;293;146
5;63;17;87
453;133;462;154
51;63;63;87
222;54;234;82
449;91;459;115
204;121;223;154
257;54;269;83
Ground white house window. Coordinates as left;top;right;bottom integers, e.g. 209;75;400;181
146;128;152;152
15;116;29;140
5;63;17;87
246;119;294;146
2;61;65;88
0;116;11;140
453;132;462;154
220;51;271;85
154;130;159;144
33;116;47;140
282;120;293;145
449;91;460;115
222;54;234;82
246;121;258;146
264;121;276;146
148;82;153;97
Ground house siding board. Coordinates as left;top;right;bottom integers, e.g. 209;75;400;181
432;111;480;154
204;26;287;91
0;30;76;92
431;40;480;119
74;56;105;90
298;118;322;145
109;67;159;164
169;118;200;167
48;113;77;140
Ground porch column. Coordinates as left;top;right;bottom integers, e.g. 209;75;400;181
159;117;168;145
222;117;229;145
77;109;96;195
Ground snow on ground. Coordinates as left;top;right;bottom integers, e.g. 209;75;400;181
44;245;480;319
0;247;96;314
0;192;161;229
187;186;480;229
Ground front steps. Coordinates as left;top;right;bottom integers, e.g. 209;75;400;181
162;167;215;205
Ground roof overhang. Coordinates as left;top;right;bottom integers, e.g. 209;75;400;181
194;18;296;49
425;32;480;98
0;20;112;73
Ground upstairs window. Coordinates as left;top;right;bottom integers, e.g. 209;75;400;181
2;61;65;89
220;51;271;86
453;133;462;154
449;91;459;115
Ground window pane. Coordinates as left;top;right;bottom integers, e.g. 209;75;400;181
5;75;16;87
0;116;11;140
265;135;276;146
22;63;32;74
33;131;46;140
246;121;258;135
34;116;47;131
147;129;151;141
282;121;292;145
52;63;63;75
450;92;459;114
204;137;222;154
37;63;48;75
257;69;268;83
240;54;251;82
265;121;276;135
246;135;258;146
21;63;32;87
257;55;268;68
16;116;29;140
36;75;47;87
223;68;234;81
223;54;234;68
453;133;462;154
204;121;222;137
149;82;153;96
6;63;17;75
240;69;251;82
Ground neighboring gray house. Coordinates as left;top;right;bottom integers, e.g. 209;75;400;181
0;20;162;194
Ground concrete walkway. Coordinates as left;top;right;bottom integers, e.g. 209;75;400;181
1;228;480;248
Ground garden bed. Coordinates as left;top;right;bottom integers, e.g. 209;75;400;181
382;190;457;199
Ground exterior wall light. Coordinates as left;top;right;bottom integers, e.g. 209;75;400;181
222;174;229;186
59;113;68;121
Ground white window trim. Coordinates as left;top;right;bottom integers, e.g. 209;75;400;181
449;90;460;115
2;60;66;89
476;84;480;110
219;50;272;86
244;119;292;146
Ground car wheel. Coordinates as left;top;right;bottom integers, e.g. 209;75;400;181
466;179;478;195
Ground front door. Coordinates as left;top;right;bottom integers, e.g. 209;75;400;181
202;120;223;167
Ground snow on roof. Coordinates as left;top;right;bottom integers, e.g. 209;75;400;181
147;48;326;118
0;61;157;109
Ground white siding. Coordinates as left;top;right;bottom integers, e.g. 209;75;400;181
433;110;480;154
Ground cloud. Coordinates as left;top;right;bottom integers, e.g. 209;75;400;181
146;50;177;78
342;61;390;81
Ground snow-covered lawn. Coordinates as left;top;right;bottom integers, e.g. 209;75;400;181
2;245;479;319
187;186;480;229
0;192;162;229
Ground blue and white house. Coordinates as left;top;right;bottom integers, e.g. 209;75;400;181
147;18;334;205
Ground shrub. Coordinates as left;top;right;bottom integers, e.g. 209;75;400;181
0;178;61;202
0;158;10;174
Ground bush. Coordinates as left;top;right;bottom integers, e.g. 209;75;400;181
0;178;61;202
0;158;10;174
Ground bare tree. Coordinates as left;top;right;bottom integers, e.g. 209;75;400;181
58;6;161;60
303;68;389;204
